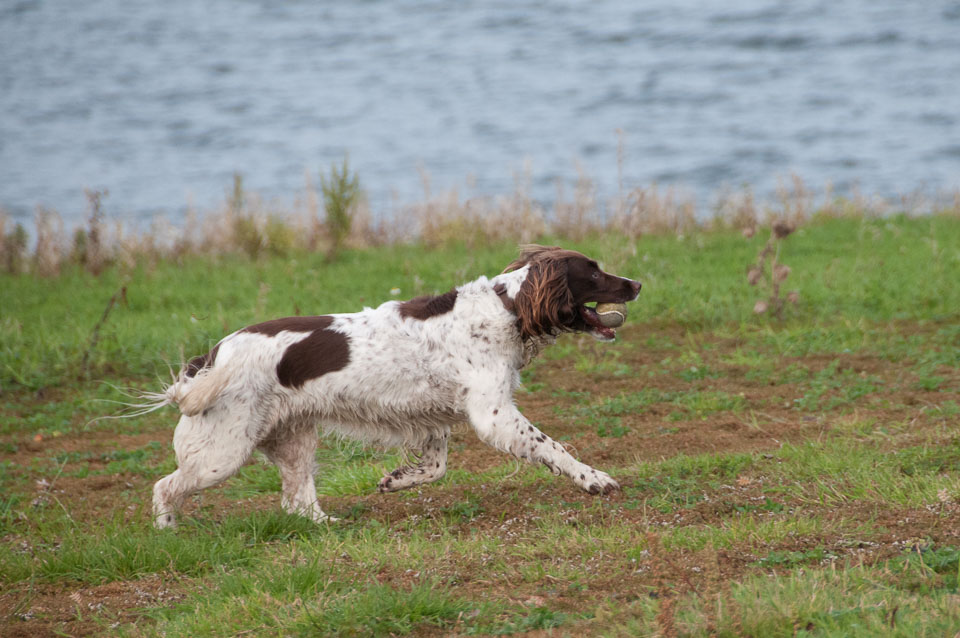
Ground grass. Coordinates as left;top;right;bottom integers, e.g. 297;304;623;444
612;552;960;637
1;213;959;636
141;573;484;637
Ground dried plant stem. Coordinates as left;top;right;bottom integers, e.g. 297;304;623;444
80;286;127;374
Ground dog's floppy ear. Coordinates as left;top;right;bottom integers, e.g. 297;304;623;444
502;244;563;274
509;248;575;339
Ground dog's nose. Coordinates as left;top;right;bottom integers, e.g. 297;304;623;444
631;280;642;294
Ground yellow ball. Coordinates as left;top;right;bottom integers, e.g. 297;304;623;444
595;303;627;327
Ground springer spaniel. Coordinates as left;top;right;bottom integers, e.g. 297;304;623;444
149;245;641;528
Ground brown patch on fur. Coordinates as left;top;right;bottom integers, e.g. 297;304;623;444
276;322;350;389
398;290;458;320
183;344;220;378
504;246;577;339
493;283;515;313
243;315;337;337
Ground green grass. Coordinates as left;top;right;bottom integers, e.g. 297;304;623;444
614;550;960;637
2;215;960;636
142;575;484;637
573;389;748;427
754;547;837;568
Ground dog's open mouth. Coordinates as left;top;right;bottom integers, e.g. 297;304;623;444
578;304;617;340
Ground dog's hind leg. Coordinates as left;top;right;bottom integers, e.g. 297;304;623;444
153;404;260;529
258;419;333;523
378;431;449;493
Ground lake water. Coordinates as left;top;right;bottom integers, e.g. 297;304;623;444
2;0;959;226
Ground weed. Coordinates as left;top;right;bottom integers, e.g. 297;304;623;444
733;497;785;514
0;494;24;534
744;220;800;319
894;544;960;593
442;493;484;522
478;606;569;634
913;375;946;391
596;419;631;438
2;220;28;274
896;440;960;476
927;401;960;419
73;189;108;275
321;156;362;261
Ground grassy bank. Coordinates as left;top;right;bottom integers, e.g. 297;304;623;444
1;214;959;636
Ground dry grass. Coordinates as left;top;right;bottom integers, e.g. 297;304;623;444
1;171;958;277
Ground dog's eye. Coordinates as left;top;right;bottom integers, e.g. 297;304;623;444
592;272;599;280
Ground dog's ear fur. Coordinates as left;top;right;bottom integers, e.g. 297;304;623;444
506;246;575;339
502;244;562;274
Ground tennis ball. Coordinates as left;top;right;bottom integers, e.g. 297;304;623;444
594;302;627;327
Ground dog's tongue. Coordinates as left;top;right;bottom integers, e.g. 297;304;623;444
580;305;616;340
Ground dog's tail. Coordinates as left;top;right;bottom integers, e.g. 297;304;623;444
166;365;231;416
103;364;231;421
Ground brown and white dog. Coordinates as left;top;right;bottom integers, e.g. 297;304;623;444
147;246;641;527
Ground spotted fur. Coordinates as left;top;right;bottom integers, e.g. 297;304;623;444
150;246;641;528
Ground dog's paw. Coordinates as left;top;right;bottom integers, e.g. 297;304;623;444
377;475;396;493
378;465;445;493
377;470;409;493
575;467;619;495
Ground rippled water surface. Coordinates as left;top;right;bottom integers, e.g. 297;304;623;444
2;0;959;223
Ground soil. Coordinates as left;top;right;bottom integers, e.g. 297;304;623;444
0;575;189;638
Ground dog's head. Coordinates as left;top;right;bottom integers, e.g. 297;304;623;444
502;245;641;342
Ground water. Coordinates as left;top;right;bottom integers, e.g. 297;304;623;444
2;0;959;226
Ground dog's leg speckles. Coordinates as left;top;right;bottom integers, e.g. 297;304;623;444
467;395;619;496
378;432;449;493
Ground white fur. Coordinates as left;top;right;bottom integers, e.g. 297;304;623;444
151;266;618;528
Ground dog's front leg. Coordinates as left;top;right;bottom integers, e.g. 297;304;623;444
465;386;619;495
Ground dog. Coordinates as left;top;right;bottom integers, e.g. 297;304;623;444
148;245;641;528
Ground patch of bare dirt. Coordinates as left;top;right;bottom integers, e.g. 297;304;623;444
2;429;169;466
0;574;188;638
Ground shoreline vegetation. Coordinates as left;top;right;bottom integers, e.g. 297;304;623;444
2;167;959;277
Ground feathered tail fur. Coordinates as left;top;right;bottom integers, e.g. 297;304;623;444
105;362;230;421
164;364;232;416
